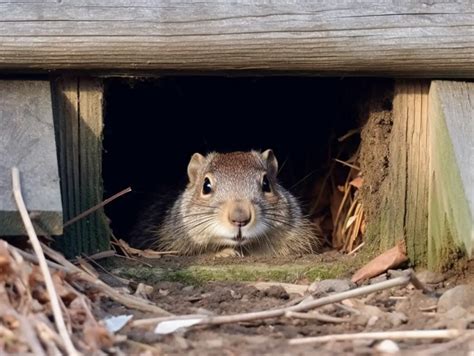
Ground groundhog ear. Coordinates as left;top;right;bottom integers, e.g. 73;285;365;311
187;153;205;184
262;149;278;177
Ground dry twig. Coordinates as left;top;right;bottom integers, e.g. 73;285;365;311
284;311;348;323
158;271;417;327
288;329;469;345
63;187;132;228
11;167;79;356
40;242;172;316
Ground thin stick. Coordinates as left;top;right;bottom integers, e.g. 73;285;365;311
11;167;79;356
63;187;132;228
6;244;70;272
413;333;474;355
334;158;361;171
284;311;349;324
40;242;172;316
337;128;360;142
347;242;365;255
80;254;131;286
288;329;466;345
156;272;412;327
16;313;46;356
86;250;116;260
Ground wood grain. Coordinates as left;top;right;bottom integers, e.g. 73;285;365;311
0;1;473;75
377;80;430;265
0;80;63;235
52;77;110;257
428;81;474;267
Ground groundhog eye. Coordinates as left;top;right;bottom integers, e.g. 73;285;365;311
262;174;271;193
202;177;212;195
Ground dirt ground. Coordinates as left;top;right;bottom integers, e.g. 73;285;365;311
99;251;474;355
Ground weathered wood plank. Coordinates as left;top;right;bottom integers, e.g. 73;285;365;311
362;80;431;265
0;80;63;235
52;77;110;257
0;1;473;75
380;81;430;265
428;81;474;268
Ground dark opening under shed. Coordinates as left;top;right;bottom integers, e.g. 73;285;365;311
102;77;370;242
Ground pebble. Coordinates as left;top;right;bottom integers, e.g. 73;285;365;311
264;285;289;299
369;273;388;284
388;312;408;327
416;270;446;284
438;285;474;312
375;340;400;354
308;279;355;295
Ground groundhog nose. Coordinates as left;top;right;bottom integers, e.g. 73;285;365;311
229;206;251;227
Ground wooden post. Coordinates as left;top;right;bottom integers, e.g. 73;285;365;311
52;77;110;257
427;81;474;269
362;80;430;265
362;80;473;270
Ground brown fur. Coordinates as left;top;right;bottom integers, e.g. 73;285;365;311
132;150;318;256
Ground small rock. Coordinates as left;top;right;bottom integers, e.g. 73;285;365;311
438;285;474;312
230;289;242;299
158;289;170;296
375;340;400;354
204;338;224;348
182;285;194;293
308;279;355;295
388;311;408;327
369;273;388;284
443;305;468;320
264;285;289;299
387;269;407;278
438;306;473;330
367;315;379;327
416;270;446;284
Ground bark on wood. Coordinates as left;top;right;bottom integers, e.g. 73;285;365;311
0;1;473;75
361;80;430;266
362;80;473;270
52;77;110;257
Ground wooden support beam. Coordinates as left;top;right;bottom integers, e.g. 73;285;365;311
52;77;110;257
0;1;473;76
362;80;473;270
428;81;474;268
0;80;62;236
376;80;430;265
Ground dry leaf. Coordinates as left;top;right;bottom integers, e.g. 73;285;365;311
52;273;76;305
83;320;114;350
351;240;408;283
360;217;367;235
349;176;363;189
103;314;133;333
118;239;166;258
345;215;357;230
154;318;203;335
0;243;14;283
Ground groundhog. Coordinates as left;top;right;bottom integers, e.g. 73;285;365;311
131;150;318;257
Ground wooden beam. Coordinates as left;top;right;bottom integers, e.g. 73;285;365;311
0;1;473;76
370;80;430;265
52;77;110;257
428;81;474;268
362;80;473;270
0;80;62;236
